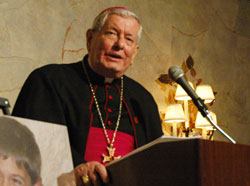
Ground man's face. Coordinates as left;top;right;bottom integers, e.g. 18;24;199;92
87;14;140;78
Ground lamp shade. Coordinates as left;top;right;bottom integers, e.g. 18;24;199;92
195;111;217;129
175;81;194;100
195;85;215;103
164;104;185;123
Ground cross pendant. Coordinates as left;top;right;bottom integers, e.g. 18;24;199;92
102;145;121;163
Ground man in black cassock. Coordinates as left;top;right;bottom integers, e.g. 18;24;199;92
12;7;163;186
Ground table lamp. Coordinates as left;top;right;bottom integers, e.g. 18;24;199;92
175;81;194;129
195;84;215;103
195;111;217;139
164;104;185;137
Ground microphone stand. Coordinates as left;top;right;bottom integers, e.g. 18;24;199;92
168;66;236;144
206;112;236;144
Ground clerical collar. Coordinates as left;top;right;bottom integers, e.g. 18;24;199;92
105;77;114;83
87;57;114;84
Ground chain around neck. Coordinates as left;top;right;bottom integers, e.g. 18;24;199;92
82;61;124;147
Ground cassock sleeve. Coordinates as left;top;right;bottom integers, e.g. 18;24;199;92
12;68;89;167
12;68;67;125
140;95;163;142
146;99;163;140
127;81;163;146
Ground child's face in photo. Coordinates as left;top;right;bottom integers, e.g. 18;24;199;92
0;156;31;186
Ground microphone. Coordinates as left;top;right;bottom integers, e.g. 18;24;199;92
168;66;209;117
168;66;236;144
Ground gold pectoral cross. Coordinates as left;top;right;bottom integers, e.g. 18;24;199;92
102;144;121;163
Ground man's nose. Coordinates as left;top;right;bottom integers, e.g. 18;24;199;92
114;37;125;50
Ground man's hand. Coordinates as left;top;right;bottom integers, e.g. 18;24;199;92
74;161;109;186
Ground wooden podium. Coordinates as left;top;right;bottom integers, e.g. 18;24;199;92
106;138;250;186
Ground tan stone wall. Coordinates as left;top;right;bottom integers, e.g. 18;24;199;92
0;0;249;144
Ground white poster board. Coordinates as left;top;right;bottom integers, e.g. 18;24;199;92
0;116;74;186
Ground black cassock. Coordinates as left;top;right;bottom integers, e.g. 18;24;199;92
12;55;163;167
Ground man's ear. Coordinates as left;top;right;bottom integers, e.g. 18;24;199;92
135;45;140;54
86;29;94;52
130;45;140;65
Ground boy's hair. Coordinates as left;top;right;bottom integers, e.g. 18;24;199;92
0;117;41;185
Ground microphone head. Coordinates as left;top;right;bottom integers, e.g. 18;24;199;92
168;66;184;81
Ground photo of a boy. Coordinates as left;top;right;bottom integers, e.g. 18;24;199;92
0;117;42;186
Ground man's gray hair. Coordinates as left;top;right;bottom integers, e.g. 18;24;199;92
92;8;142;43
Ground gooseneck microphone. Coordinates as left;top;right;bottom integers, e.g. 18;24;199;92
168;66;236;144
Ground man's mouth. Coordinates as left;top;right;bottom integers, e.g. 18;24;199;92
106;53;122;59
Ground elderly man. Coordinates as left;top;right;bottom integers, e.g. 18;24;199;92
12;7;163;186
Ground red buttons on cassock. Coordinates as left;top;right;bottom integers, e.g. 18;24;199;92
105;84;110;88
107;108;112;112
134;116;139;124
107;121;112;125
108;95;113;99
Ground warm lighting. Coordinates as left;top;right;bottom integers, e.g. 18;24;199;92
175;82;194;129
164;104;185;122
195;85;215;103
195;111;216;139
164;104;185;136
175;82;194;100
195;111;217;128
